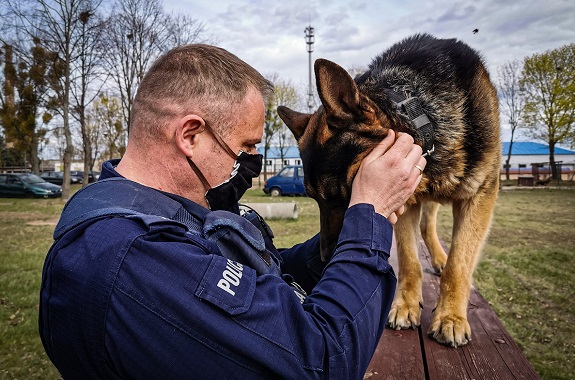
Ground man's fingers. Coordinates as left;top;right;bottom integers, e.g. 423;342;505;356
387;212;398;225
364;130;396;162
396;204;406;216
412;156;427;178
405;138;424;161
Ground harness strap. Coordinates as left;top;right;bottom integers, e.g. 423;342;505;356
395;97;435;157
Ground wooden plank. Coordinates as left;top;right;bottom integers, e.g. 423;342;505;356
365;328;425;380
418;240;540;379
366;238;541;380
365;240;426;380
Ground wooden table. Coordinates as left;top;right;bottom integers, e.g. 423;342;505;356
365;239;540;380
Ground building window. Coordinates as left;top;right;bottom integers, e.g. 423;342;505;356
518;164;526;168
284;160;289;166
266;160;272;166
295;159;301;165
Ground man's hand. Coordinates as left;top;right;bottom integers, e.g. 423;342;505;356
349;130;426;223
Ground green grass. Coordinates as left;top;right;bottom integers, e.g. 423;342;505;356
0;198;65;379
436;189;575;380
1;185;573;379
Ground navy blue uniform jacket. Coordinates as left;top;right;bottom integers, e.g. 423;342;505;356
39;160;396;379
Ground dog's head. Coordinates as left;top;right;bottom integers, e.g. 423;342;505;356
278;59;403;260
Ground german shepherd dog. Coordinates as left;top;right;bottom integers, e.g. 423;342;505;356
277;34;500;347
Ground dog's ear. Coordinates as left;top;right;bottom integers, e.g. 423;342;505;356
277;106;311;141
315;58;365;128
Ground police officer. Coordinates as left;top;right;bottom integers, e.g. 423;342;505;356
39;44;425;379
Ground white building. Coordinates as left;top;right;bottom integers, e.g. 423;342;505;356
258;146;302;174
501;141;575;180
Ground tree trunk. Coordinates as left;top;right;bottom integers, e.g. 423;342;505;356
505;128;516;181
263;146;269;181
31;133;40;174
549;142;558;180
61;42;73;200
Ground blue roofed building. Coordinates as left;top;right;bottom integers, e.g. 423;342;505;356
502;142;575;166
501;141;575;180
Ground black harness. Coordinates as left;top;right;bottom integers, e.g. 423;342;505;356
384;89;435;157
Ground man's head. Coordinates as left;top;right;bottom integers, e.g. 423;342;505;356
131;44;273;143
117;44;273;206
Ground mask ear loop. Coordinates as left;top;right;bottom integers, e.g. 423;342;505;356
203;121;238;159
186;120;238;192
186;157;211;191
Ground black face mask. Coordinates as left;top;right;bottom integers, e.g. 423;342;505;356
187;122;263;213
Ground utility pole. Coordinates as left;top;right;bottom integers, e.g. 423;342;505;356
304;25;315;113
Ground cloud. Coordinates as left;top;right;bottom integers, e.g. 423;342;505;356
436;4;477;23
165;0;575;117
162;0;575;142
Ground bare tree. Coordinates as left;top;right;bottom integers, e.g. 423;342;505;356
347;64;367;79
69;3;106;185
263;75;300;177
6;0;103;198
497;60;524;180
102;0;206;135
263;73;281;179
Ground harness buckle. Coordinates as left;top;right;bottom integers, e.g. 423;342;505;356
422;145;435;158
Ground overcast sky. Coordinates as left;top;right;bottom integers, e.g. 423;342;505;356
163;0;575;141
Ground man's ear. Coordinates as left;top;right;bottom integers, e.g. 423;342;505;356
175;115;204;156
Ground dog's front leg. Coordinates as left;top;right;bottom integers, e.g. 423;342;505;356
388;202;423;330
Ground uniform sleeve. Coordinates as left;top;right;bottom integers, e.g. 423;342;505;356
279;233;325;294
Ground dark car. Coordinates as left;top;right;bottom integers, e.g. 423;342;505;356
0;173;62;198
40;171;82;185
70;170;99;183
263;165;306;196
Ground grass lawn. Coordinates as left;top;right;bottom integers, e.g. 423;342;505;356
0;184;573;379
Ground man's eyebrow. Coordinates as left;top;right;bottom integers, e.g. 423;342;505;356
247;138;262;145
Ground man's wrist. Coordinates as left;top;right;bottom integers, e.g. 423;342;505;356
348;201;390;219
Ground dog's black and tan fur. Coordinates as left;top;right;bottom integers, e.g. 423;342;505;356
277;34;500;347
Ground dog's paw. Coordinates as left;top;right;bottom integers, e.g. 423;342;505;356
431;251;448;275
428;312;471;347
387;299;422;330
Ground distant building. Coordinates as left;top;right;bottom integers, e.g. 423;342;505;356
41;160;92;172
502;141;575;166
501;141;575;180
258;146;301;174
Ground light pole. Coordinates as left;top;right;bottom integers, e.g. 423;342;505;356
305;25;315;113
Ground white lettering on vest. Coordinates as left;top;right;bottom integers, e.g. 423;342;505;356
217;259;244;296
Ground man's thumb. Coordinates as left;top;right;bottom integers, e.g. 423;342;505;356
367;129;395;159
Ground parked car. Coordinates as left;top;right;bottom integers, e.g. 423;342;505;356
70;170;99;183
0;173;62;198
40;171;82;185
263;165;306;196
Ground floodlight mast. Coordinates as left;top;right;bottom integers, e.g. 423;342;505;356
305;25;315;113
